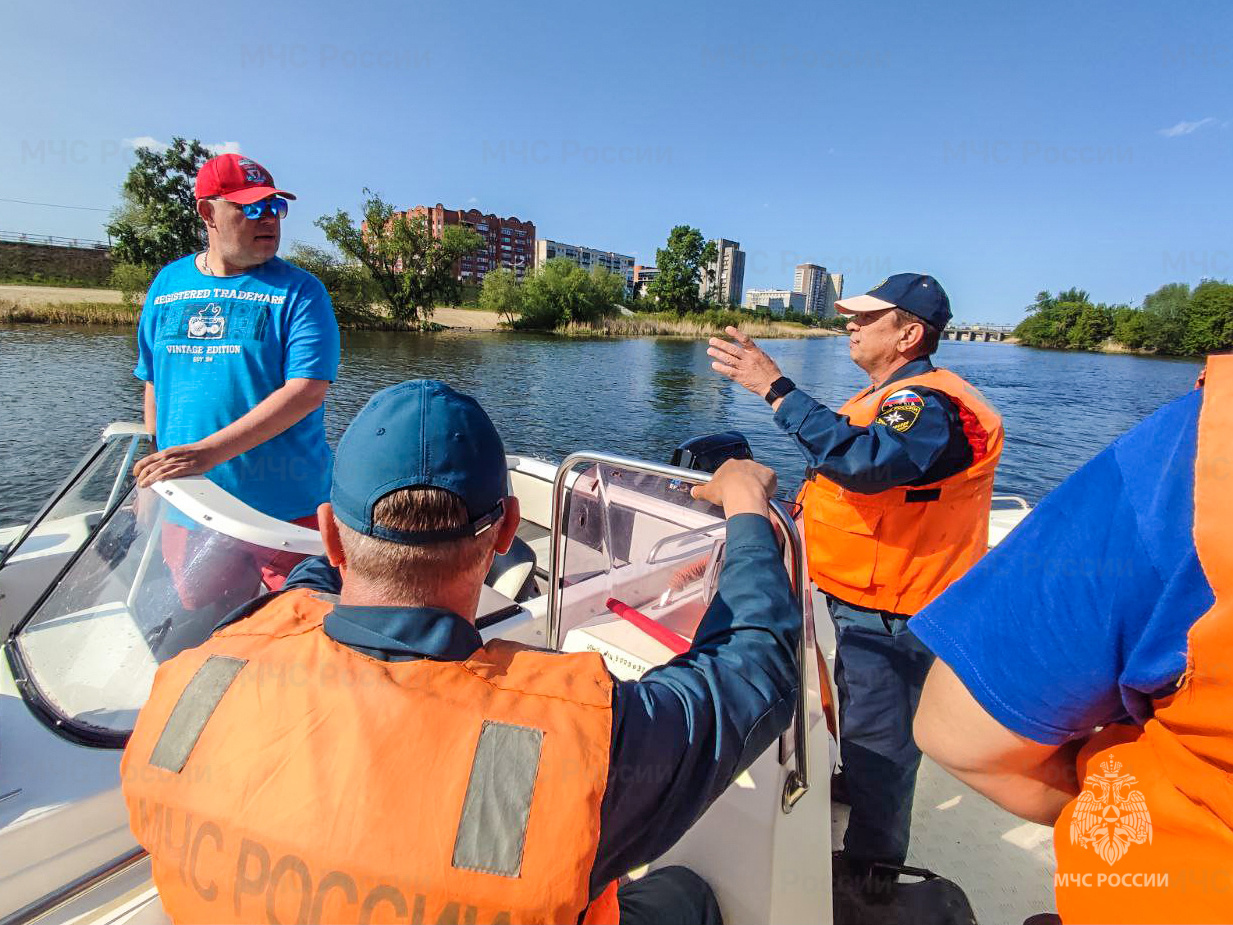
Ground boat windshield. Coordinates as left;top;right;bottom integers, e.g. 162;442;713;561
553;462;741;669
9;482;321;745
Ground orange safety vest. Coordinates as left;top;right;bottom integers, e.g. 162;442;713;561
121;588;621;925
1053;357;1233;924
796;366;1004;615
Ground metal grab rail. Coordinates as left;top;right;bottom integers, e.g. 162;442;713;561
547;452;812;813
991;494;1031;510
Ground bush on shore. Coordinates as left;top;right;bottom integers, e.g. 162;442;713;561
1014;282;1233;355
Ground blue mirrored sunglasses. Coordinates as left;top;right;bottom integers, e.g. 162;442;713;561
238;197;288;220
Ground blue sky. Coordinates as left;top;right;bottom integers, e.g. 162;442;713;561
2;0;1229;323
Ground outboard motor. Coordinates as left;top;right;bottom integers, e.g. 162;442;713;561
671;431;753;473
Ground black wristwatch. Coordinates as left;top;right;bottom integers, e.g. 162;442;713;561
764;376;796;405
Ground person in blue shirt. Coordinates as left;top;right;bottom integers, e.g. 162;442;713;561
132;153;340;605
911;384;1210;824
143;379;801;924
708;274;1004;894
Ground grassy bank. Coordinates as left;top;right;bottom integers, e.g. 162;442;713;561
0;300;140;325
556;313;840;339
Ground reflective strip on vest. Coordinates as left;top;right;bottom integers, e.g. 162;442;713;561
120;588;618;925
149;655;247;773
452;721;544;877
1053;356;1233;924
798;367;1004;615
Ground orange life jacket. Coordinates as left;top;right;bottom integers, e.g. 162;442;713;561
1053;357;1233;924
121;588;621;925
796;366;1004;615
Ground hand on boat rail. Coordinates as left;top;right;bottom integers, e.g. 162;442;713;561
689;458;777;519
133;442;224;487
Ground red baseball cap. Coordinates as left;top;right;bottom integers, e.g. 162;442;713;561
194;153;296;204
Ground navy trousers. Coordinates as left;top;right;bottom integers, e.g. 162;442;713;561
829;595;936;867
618;866;723;925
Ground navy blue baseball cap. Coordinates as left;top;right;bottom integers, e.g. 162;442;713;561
836;273;952;329
331;380;508;545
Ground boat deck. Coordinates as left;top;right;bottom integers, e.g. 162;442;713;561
820;612;1058;924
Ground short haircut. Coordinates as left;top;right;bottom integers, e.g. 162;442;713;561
335;487;497;599
893;308;941;357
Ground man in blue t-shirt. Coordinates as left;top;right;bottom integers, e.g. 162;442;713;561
133;153;340;605
910;382;1211;906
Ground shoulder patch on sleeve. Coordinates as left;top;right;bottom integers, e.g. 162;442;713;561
876;389;925;433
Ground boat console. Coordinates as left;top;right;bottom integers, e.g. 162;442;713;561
0;426;838;925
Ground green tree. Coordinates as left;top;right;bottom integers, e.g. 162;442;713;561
647;226;717;316
514;259;622;330
479;267;524;325
1183;280;1233;355
1141;283;1192;354
1113;306;1151;349
107;137;212;268
588;265;627;314
316;191;483;327
1067;302;1114;350
109;262;155;307
285;243;382;326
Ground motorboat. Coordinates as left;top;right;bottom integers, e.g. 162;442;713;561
0;423;1038;925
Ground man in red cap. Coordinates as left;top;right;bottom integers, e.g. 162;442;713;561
132;153;340;607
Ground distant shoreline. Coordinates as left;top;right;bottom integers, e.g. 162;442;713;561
0;285;844;339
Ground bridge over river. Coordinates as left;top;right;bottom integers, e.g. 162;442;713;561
943;323;1016;342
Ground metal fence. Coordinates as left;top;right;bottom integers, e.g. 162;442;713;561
0;231;111;250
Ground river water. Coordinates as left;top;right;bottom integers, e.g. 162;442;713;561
0;325;1203;526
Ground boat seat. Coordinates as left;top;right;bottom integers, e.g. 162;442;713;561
486;535;537;602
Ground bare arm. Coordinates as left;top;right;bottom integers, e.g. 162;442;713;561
914;659;1085;826
143;382;157;441
133;378;329;487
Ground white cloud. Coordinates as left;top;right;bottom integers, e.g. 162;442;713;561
123;137;242;155
125;135;169;152
1158;117;1217;138
467;196;479;204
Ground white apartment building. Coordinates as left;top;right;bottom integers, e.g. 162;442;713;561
744;289;805;316
793;264;827;316
700;238;746;306
824;273;844;318
535;239;635;288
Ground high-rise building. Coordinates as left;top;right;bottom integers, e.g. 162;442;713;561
535;240;635;288
700;238;746;306
823;273;844;318
403;204;536;284
793;264;827;316
744;289;805;316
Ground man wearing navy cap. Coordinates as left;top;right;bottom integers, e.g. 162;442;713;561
132;152;339;606
123;379;803;925
709;273;1004;893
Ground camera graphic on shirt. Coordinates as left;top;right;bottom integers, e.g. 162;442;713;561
187;304;227;340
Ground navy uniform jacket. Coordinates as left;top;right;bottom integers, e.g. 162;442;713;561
773;356;978;493
219;513;799;901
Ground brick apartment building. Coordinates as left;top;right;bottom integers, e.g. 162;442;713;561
405;204;536;284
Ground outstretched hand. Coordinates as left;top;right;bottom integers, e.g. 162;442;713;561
707;326;783;400
691;458;777;519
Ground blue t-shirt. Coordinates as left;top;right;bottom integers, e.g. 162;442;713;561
910;388;1213;745
134;255;341;521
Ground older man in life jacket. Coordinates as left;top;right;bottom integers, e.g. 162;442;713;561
121;379;802;925
709;273;1003;891
914;358;1233;924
